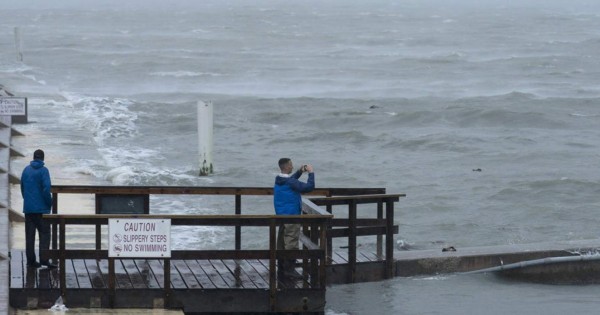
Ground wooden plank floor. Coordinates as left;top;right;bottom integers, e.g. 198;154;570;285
9;249;382;312
10;249;384;290
329;249;384;265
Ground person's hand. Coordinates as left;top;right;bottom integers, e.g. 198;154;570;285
305;164;314;173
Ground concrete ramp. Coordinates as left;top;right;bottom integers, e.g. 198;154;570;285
394;239;600;283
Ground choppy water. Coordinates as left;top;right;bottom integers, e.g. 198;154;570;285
4;0;600;313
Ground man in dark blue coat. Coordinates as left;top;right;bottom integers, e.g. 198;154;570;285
274;158;315;279
21;149;56;268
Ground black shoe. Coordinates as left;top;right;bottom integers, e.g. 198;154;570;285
41;261;57;269
27;261;42;268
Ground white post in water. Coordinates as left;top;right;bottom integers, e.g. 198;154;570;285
197;100;214;176
14;27;23;62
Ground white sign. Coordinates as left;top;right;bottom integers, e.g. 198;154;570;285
108;218;171;258
0;97;26;115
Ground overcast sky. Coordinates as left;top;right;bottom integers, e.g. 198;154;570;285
5;0;600;12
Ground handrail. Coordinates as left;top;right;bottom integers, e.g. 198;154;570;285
51;185;385;196
42;214;330;310
307;193;405;282
47;185;403;284
308;193;405;205
49;185;385;251
43;213;330;222
302;197;331;216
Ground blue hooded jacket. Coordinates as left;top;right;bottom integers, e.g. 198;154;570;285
21;159;52;214
274;170;315;215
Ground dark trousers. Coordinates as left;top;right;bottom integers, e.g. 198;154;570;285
25;213;50;265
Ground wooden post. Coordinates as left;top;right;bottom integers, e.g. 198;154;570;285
59;218;66;301
52;192;58;250
235;194;241;250
326;196;333;265
348;200;357;283
108;258;115;307
319;221;327;288
269;219;277;312
377;200;383;258
310;222;318;288
302;223;309;288
385;199;395;278
164;258;171;308
197;101;213;176
95;224;101;250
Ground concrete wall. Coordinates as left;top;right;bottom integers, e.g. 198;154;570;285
1;85;25;314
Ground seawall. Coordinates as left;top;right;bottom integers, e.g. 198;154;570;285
0;84;26;315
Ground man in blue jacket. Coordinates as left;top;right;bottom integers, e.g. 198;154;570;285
21;149;55;268
274;158;315;279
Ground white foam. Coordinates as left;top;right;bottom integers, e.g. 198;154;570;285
570;112;600;117
58;92;138;145
44;92;177;186
104;166;137;185
71;165;100;177
414;275;450;281
191;28;210;33
150;71;223;77
102;160;213;186
171;225;226;250
0;62;33;73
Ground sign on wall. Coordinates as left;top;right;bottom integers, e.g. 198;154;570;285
0;97;26;115
108;218;171;258
0;97;27;123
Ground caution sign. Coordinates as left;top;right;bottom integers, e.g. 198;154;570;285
108;218;171;258
0;97;26;115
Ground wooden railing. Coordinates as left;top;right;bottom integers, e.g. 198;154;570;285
306;194;405;282
50;185;386;251
41;214;330;311
49;185;403;284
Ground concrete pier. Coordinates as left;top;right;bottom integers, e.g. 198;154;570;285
394;239;600;282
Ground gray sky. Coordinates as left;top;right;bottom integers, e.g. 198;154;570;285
5;0;600;12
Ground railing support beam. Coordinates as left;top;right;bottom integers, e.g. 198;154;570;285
269;219;277;312
385;199;395;278
235;194;241;250
348;200;357;283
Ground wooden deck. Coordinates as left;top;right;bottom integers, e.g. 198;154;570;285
9;249;386;312
8;187;402;313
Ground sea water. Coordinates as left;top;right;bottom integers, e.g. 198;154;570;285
3;0;600;313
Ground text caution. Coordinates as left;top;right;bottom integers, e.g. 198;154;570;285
0;97;26;115
109;218;171;258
